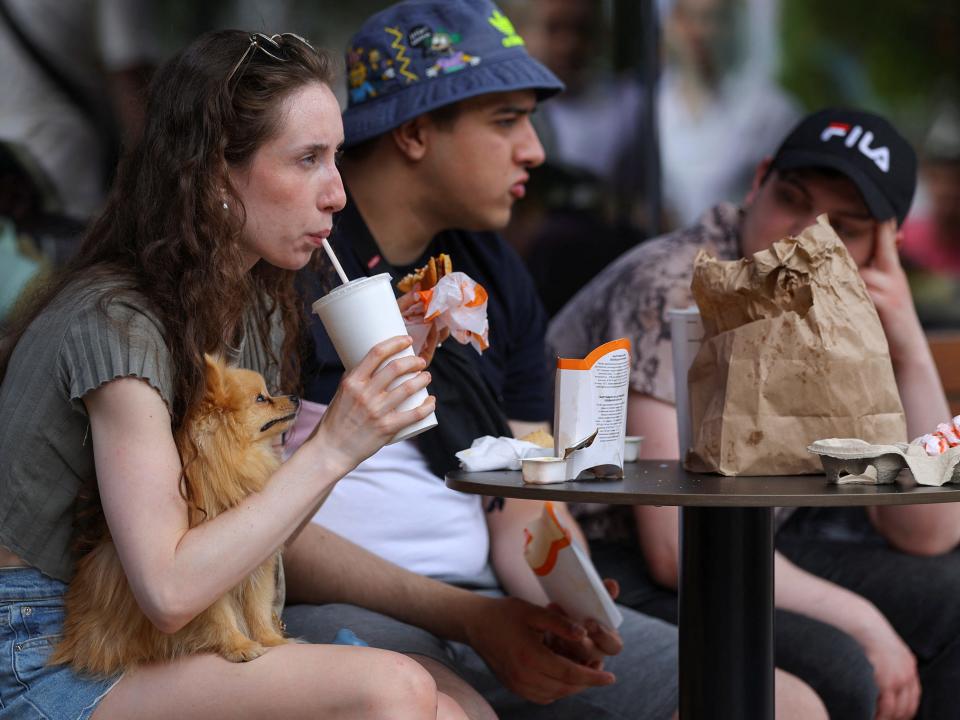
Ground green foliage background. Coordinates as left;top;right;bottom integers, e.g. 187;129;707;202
779;0;959;143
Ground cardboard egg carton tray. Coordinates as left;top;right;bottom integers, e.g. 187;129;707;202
808;439;960;486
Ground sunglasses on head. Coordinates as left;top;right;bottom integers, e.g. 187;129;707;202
226;32;316;87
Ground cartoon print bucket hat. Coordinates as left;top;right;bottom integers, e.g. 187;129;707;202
342;0;564;148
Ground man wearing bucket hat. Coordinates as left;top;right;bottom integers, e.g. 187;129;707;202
278;2;690;719
284;1;829;714
283;0;823;716
548;108;960;720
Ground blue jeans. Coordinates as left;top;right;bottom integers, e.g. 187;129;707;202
0;568;119;720
284;588;679;720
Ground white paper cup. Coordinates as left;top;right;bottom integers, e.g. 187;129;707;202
667;307;704;459
312;273;438;444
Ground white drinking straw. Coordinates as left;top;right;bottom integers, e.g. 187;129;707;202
322;237;350;285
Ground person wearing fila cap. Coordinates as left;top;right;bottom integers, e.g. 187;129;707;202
548;107;960;720
275;2;693;719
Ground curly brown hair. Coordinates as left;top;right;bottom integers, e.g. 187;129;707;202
1;30;336;431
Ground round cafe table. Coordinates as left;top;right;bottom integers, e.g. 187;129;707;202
446;460;960;720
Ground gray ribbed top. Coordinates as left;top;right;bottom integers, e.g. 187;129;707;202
0;279;282;582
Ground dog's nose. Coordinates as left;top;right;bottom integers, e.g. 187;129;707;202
290;395;300;406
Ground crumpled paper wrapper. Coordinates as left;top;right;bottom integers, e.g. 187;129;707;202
916;416;960;454
403;271;489;354
456;435;553;472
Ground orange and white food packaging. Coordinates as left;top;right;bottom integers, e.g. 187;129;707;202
523;503;623;629
554;339;631;480
402;272;489;354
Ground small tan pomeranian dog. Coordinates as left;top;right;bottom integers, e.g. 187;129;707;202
51;355;300;676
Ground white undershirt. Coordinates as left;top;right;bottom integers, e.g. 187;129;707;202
289;401;492;583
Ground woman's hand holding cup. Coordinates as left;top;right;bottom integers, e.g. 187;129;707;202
309;335;436;476
312;274;440;445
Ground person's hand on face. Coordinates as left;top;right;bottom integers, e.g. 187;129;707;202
463;595;616;705
858;219;926;365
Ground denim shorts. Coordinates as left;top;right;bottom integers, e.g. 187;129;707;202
0;567;120;720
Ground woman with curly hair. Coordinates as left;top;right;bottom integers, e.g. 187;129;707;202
0;30;461;719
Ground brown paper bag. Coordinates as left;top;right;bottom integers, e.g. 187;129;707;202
685;215;906;475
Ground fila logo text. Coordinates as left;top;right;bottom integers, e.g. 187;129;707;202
820;123;890;173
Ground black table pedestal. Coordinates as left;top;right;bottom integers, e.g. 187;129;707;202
446;463;960;717
679;507;774;720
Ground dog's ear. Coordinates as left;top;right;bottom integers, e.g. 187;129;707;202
202;353;228;404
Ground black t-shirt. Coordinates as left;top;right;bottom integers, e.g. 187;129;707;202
299;200;551;475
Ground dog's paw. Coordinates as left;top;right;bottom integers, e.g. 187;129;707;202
222;641;267;663
260;633;289;648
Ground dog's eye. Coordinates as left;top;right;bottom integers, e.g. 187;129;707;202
256;393;267;403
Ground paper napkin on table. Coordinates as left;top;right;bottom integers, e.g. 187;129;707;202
456;436;553;472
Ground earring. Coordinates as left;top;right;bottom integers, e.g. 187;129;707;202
222;201;229;210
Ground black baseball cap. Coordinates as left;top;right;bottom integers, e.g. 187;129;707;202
770;108;917;225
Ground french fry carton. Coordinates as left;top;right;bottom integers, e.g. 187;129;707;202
524;503;623;629
554;339;631;479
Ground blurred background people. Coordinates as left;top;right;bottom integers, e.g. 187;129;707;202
505;0;802;318
658;0;799;227
0;140;85;325
900;100;960;328
518;0;648;210
505;0;650;318
0;142;44;325
0;0;157;223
